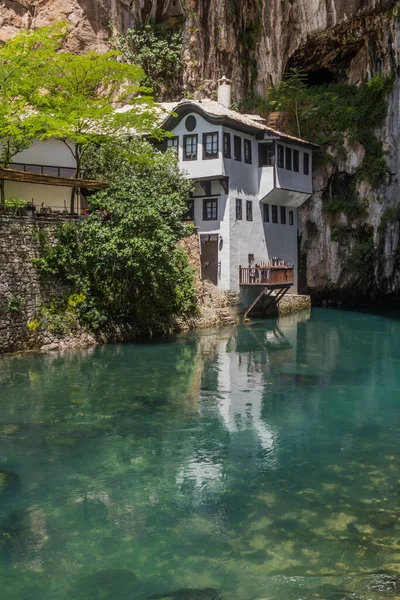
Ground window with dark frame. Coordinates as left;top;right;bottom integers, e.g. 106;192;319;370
259;144;273;167
285;147;292;171
236;198;242;220
223;132;231;158
272;205;278;223
203;198;218;221
293;149;299;172
183;135;198;161
185;199;194;221
246;200;253;221
304;152;310;175
280;206;286;224
263;203;270;223
167;136;179;151
289;210;294;226
234;136;242;161
203;132;219;158
244;139;252;164
277;145;284;168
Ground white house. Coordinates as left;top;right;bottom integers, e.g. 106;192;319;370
2;138;105;213
158;77;316;294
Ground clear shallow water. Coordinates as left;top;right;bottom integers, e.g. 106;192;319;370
2;309;400;599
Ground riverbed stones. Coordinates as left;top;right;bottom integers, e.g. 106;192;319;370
368;574;400;595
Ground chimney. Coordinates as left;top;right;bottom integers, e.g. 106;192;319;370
218;75;232;109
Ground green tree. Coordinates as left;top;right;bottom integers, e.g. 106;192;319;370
35;139;197;332
117;22;183;99
267;70;393;188
266;68;313;138
0;25;65;207
29;27;161;212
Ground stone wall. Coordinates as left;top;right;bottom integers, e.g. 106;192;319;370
0;214;64;353
0;217;236;354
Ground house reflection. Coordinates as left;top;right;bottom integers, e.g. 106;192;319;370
177;310;311;490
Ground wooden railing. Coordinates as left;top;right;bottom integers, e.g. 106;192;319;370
239;265;294;286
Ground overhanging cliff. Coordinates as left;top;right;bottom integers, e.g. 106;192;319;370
1;0;400;303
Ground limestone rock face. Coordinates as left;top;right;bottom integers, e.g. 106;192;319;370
1;0;400;301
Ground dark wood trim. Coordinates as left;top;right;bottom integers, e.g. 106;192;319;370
182;134;198;161
191;194;221;198
202;197;218;221
0;167;107;190
219;177;229;194
202;131;219;160
223;131;231;158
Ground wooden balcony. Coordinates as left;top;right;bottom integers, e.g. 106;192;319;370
239;265;294;287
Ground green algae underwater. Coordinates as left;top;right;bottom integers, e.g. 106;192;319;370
1;308;400;599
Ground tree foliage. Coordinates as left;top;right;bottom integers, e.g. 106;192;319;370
0;26;66;205
266;69;393;187
0;24;163;210
117;22;183;99
35;140;197;333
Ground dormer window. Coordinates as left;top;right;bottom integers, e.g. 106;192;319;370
183;135;198;161
203;132;219;159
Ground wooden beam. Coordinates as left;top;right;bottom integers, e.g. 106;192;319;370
0;167;108;190
244;288;272;320
219;177;229;194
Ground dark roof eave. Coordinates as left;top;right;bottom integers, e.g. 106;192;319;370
162;104;265;136
162;104;318;149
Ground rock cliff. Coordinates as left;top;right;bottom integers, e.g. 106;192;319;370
1;0;400;303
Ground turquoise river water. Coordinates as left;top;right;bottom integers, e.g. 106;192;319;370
1;309;400;600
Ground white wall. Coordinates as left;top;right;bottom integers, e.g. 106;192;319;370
263;206;299;292
275;142;312;195
171;113;224;179
191;180;231;289
222;126;259;195
12;139;76;169
5;181;73;212
4;139;78;211
258;166;275;200
171;117;311;293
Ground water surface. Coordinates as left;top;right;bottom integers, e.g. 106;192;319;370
1;309;400;599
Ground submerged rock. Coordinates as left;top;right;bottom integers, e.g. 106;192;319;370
368;574;400;595
69;569;138;600
148;589;222;600
0;469;20;496
0;424;22;436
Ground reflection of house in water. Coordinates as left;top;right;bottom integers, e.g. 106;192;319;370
216;314;308;450
177;311;310;489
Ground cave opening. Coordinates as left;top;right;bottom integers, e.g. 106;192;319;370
305;68;337;88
